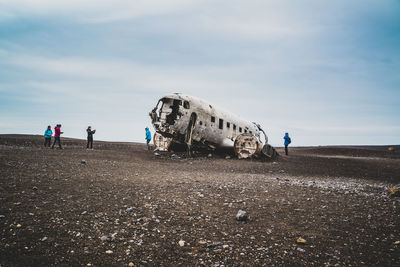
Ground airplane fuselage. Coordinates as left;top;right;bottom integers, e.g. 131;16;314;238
150;93;263;149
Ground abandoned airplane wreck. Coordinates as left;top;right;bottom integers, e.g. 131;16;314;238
149;93;277;159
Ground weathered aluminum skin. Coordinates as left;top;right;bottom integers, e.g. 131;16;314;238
149;93;275;158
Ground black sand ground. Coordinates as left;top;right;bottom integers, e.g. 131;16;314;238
1;135;399;266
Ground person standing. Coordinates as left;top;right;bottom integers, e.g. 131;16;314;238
51;124;63;149
86;126;96;149
44;125;52;147
145;127;152;150
283;132;291;155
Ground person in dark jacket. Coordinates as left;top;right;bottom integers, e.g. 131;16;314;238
44;125;52;147
51;124;63;149
283;132;291;155
145;127;152;150
86;126;96;149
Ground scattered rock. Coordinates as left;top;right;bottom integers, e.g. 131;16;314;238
32;186;38;191
296;237;307;244
207;154;212;158
388;187;400;197
16;224;22;228
129;263;134;267
105;250;113;254
81;160;86;164
100;235;110;242
171;154;181;159
394;241;400;245
111;232;118;240
225;155;231;159
178;240;185;247
236;210;248;221
297;247;305;252
0;215;5;219
207;242;223;248
126;207;134;212
154;152;160;156
41;237;48;241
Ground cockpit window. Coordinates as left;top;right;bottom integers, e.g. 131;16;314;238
166;99;181;124
183;101;190;109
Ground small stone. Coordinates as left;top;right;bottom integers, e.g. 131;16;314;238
394;241;400;245
0;215;5;219
236;210;248;221
105;250;113;254
297;247;305;252
32;186;38;191
81;160;86;164
111;232;118;240
100;235;110;242
178;240;185;247
207;154;212;158
388;187;400;197
16;224;22;228
222;244;229;249
296;237;307;244
41;237;48;241
154;152;160;156
126;207;134;212
87;264;92;266
129;263;134;267
207;242;223;248
225;155;231;159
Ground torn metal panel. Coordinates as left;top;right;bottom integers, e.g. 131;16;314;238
261;144;278;158
153;132;172;152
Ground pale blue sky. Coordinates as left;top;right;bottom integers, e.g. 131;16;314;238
0;0;399;146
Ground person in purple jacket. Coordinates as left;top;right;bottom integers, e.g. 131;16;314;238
51;124;63;149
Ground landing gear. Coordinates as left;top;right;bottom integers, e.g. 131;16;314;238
184;113;197;157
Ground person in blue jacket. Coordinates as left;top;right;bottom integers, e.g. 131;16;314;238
283;132;291;155
44;125;52;147
145;127;152;150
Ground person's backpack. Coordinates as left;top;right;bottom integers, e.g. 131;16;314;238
288;137;291;144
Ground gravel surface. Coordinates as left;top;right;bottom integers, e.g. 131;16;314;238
0;134;399;266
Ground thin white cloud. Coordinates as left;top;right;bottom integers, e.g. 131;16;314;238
0;0;312;41
0;0;203;22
